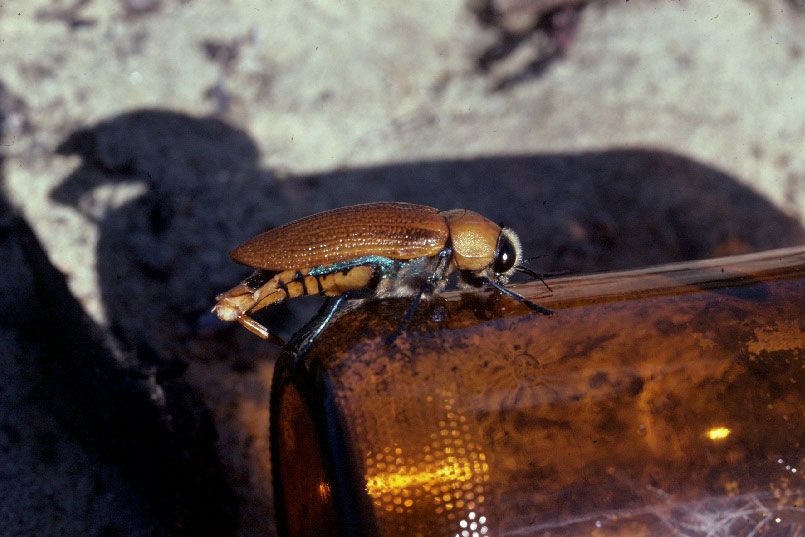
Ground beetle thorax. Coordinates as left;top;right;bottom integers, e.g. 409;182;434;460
440;209;502;272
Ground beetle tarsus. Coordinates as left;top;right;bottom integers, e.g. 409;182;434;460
488;279;554;316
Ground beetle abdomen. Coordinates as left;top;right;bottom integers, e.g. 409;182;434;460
230;202;450;270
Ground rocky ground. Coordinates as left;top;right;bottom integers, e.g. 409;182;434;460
1;1;803;536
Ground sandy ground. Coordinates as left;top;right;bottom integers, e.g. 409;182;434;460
1;1;803;535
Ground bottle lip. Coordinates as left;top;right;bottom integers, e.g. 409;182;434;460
444;245;805;311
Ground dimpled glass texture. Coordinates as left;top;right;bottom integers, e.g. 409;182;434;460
271;247;804;537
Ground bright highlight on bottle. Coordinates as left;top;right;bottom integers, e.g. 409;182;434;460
706;426;731;440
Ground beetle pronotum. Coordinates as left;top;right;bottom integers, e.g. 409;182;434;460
213;202;552;345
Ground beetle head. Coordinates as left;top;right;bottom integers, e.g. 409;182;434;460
441;209;522;282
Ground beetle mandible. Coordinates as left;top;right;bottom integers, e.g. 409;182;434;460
212;202;553;345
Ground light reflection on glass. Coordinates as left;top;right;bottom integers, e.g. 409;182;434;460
317;481;331;500
363;397;491;528
365;460;483;495
706;426;731;441
455;510;489;537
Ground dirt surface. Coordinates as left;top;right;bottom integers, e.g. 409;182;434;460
1;1;803;536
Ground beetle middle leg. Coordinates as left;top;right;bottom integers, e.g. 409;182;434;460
385;247;453;345
290;290;373;356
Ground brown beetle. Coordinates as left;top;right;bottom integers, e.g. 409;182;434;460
213;202;552;346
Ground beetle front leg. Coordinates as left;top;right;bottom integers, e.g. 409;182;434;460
486;278;554;316
385;247;453;345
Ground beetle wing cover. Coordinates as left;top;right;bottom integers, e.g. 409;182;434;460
230;202;450;270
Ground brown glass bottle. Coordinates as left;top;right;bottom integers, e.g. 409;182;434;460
270;247;804;537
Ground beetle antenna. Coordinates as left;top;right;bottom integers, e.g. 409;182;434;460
514;265;553;293
487;279;554;316
522;254;545;262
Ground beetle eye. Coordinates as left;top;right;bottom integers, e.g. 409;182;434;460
493;233;517;274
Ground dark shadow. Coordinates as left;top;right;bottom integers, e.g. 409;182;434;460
50;109;804;530
2;102;236;533
51;109;805;349
53;109;269;355
0;88;14;312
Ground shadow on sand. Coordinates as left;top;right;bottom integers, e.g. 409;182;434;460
52;109;804;353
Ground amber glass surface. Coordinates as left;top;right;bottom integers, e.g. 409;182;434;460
271;247;804;537
271;380;340;536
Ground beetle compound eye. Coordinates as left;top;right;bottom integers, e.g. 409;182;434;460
493;233;517;274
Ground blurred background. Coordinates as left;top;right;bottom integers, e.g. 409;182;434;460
0;1;803;536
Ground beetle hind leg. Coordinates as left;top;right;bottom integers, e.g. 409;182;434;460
236;314;271;340
212;285;278;341
212;269;297;342
291;291;369;356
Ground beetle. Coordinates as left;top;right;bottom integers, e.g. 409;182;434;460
212;202;553;346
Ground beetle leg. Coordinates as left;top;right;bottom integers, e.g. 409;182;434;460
486;278;554;316
289;262;399;353
293;295;346;356
237;315;271;340
385;247;453;345
384;283;429;345
213;283;262;321
213;269;304;341
290;291;369;356
213;283;283;342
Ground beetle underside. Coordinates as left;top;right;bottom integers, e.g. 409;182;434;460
212;248;551;345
